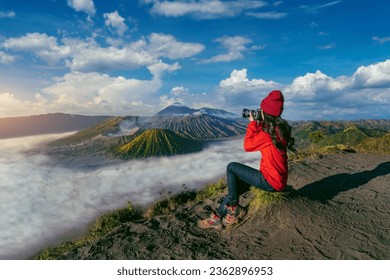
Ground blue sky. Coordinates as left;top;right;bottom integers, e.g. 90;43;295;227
0;0;389;120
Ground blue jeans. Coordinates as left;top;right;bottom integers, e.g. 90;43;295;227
216;162;275;217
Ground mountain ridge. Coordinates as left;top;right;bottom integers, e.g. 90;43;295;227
290;119;390;148
44;116;390;164
45;114;247;163
154;102;239;119
147;114;246;140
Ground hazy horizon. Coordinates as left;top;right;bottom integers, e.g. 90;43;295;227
1;107;389;122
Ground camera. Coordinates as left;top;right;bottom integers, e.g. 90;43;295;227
242;108;262;120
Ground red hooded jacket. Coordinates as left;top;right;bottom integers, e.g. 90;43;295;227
244;120;288;191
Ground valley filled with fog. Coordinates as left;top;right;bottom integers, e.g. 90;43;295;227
0;133;259;259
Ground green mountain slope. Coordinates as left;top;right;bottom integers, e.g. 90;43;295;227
322;126;370;146
48;116;126;146
356;133;390;154
112;129;203;159
291;120;390;149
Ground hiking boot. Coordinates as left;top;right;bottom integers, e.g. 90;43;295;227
222;205;246;227
198;212;222;230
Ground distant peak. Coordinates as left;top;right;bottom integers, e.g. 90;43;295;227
154;102;239;119
154;102;194;116
170;102;186;107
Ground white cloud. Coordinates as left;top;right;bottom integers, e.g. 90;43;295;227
148;33;205;60
2;21;389;121
284;70;347;100
320;1;342;9
0;70;174;118
2;32;203;73
293;61;390;119
67;0;96;16
372;36;390;44
147;61;181;79
0;92;47;117
171;86;189;97
352;59;390;88
41;70;167;116
0;10;16;18
2;33;71;65
218;68;281;108
318;42;336;50
217;60;390;120
219;68;280;92
274;1;284;7
66;33;203;72
144;0;267;19
299;1;341;14
246;11;287;19
0;30;204;117
200;36;264;64
159;86;189;106
104;11;128;36
64;37;156;72
25;62;180;116
0;51;17;64
281;64;390;119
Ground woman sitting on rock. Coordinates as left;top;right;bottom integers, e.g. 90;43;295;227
198;90;295;230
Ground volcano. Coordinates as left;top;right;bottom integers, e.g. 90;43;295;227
112;129;203;159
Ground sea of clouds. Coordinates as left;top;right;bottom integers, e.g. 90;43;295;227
0;133;259;259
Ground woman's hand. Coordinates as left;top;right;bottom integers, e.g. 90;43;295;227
249;111;255;122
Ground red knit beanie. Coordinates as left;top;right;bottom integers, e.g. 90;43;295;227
260;90;284;117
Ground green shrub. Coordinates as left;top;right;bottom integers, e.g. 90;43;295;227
247;187;290;220
87;202;140;241
195;178;227;201
356;133;390;154
144;188;198;218
144;179;228;218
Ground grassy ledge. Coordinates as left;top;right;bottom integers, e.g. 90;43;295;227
246;187;292;221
